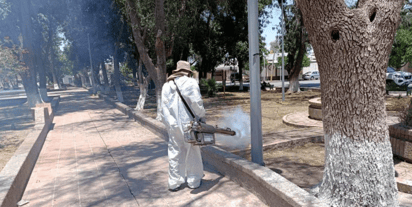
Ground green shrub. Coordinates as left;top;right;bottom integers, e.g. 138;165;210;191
200;78;220;97
386;81;408;92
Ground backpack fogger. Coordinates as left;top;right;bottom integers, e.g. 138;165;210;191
173;80;236;146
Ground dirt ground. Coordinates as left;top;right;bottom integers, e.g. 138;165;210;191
0;103;34;171
114;87;411;133
386;95;412;111
115;87;321;134
242;142;412;194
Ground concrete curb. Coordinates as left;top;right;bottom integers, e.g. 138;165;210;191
92;90;327;207
282;113;321;128
231;135;324;156
274;87;321;92
397;179;412;194
0;96;60;207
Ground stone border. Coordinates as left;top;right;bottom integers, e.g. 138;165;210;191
0;97;27;107
388;124;412;163
282;112;322;128
0;96;60;207
92;90;327;207
231;135;324;157
274;87;321;92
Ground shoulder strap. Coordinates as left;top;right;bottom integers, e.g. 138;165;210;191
173;80;197;121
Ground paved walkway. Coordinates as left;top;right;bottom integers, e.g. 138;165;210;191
21;88;265;207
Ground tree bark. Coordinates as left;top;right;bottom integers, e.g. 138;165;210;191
113;55;124;102
287;69;300;93
47;21;60;90
132;61;137;86
101;62;110;92
36;52;49;102
135;60;149;111
297;0;404;206
239;60;244;90
125;0;185;121
18;0;42;107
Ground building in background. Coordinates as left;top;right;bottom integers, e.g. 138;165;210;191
262;52;288;81
302;49;319;75
62;75;75;86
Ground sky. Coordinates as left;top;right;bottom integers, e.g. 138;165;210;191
261;4;282;52
261;0;356;52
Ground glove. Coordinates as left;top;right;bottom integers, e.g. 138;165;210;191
199;117;206;123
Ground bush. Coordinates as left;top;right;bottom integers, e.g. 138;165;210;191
200;78;220;97
386;81;408;93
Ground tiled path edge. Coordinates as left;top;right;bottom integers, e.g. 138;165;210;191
0;96;60;207
92;90;327;207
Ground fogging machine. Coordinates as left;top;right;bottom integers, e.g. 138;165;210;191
173;80;236;146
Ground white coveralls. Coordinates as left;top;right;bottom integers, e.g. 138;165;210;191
161;76;205;189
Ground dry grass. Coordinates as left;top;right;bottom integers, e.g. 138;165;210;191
242;142;412;192
0;103;34;171
386;96;411;112
114;87;321;133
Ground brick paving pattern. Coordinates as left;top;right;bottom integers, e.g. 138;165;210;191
21;88;265;207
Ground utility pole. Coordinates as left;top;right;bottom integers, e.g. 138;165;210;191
281;2;285;101
247;0;264;166
88;33;96;94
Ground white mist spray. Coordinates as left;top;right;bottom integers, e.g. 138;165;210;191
215;106;251;150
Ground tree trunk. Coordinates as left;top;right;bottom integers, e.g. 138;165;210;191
113;55;124;102
239;60;244;90
135;60;149;110
47;21;60;90
287;69;300;93
20;71;42;107
101;62;110;92
18;0;42;107
80;73;86;87
37;55;49;102
132;61;138;86
297;0;404;206
125;0;176;121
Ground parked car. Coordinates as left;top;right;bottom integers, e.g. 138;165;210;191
302;71;320;80
230;73;249;83
386;67;412;86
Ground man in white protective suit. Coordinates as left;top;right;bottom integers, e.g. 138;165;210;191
161;60;206;191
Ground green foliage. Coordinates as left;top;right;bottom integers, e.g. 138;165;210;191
386;81;408;92
120;63;133;78
275;54;310;68
200;78;220;97
389;28;412;68
274;0;309;77
0;38;25;73
389;3;412;68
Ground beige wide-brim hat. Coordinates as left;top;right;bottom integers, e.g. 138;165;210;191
172;60;192;74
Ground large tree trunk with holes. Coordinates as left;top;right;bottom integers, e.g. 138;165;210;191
297;0;404;206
